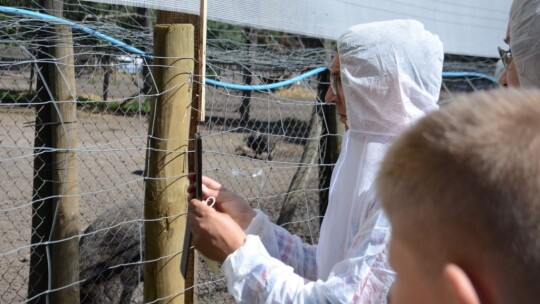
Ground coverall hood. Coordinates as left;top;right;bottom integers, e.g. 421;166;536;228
317;19;443;283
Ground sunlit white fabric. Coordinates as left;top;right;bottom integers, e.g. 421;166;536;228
509;0;540;87
318;17;442;286
84;0;509;57
221;19;443;303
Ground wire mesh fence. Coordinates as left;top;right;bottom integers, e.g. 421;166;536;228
0;2;499;303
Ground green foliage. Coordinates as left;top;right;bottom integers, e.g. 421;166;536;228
0;90;33;103
207;20;244;43
0;0;35;7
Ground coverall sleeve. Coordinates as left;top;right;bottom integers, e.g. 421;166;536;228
220;209;394;303
243;209;318;280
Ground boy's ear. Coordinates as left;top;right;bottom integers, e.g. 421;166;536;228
442;264;480;304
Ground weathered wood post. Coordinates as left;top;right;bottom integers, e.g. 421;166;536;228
152;9;206;303
102;52;111;101
29;20;55;304
239;27;256;124
29;1;80;303
48;20;80;303
143;24;194;304
134;7;155;99
277;106;323;226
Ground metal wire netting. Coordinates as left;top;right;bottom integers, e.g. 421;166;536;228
0;2;499;303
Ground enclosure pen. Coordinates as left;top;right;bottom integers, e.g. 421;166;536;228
0;1;503;303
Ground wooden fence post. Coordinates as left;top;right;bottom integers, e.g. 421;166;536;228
153;11;205;303
102;53;111;101
28;1;80;302
143;24;194;304
48;20;80;303
28;25;55;304
277;106;323;226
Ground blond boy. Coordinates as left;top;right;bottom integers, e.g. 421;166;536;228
377;89;540;304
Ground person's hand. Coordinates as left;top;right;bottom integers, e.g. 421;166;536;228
189;198;246;263
187;174;256;230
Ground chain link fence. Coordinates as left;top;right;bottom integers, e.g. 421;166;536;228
0;2;499;303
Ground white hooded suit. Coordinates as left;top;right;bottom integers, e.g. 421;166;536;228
221;19;443;303
509;0;540;88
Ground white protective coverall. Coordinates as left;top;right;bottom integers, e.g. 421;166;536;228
509;0;540;87
221;19;443;303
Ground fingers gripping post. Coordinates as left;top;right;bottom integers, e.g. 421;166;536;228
181;134;219;277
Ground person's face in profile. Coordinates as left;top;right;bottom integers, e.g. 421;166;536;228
498;25;520;87
325;55;348;130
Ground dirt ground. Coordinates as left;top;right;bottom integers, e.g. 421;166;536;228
0;81;324;303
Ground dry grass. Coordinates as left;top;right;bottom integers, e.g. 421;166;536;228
274;84;317;100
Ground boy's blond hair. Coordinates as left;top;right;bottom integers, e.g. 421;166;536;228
377;89;540;302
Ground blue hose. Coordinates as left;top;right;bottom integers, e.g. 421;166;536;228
0;6;498;91
442;71;498;84
0;6;149;59
206;67;327;91
0;6;326;91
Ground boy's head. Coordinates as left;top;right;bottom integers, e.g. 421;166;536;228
377;89;540;304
